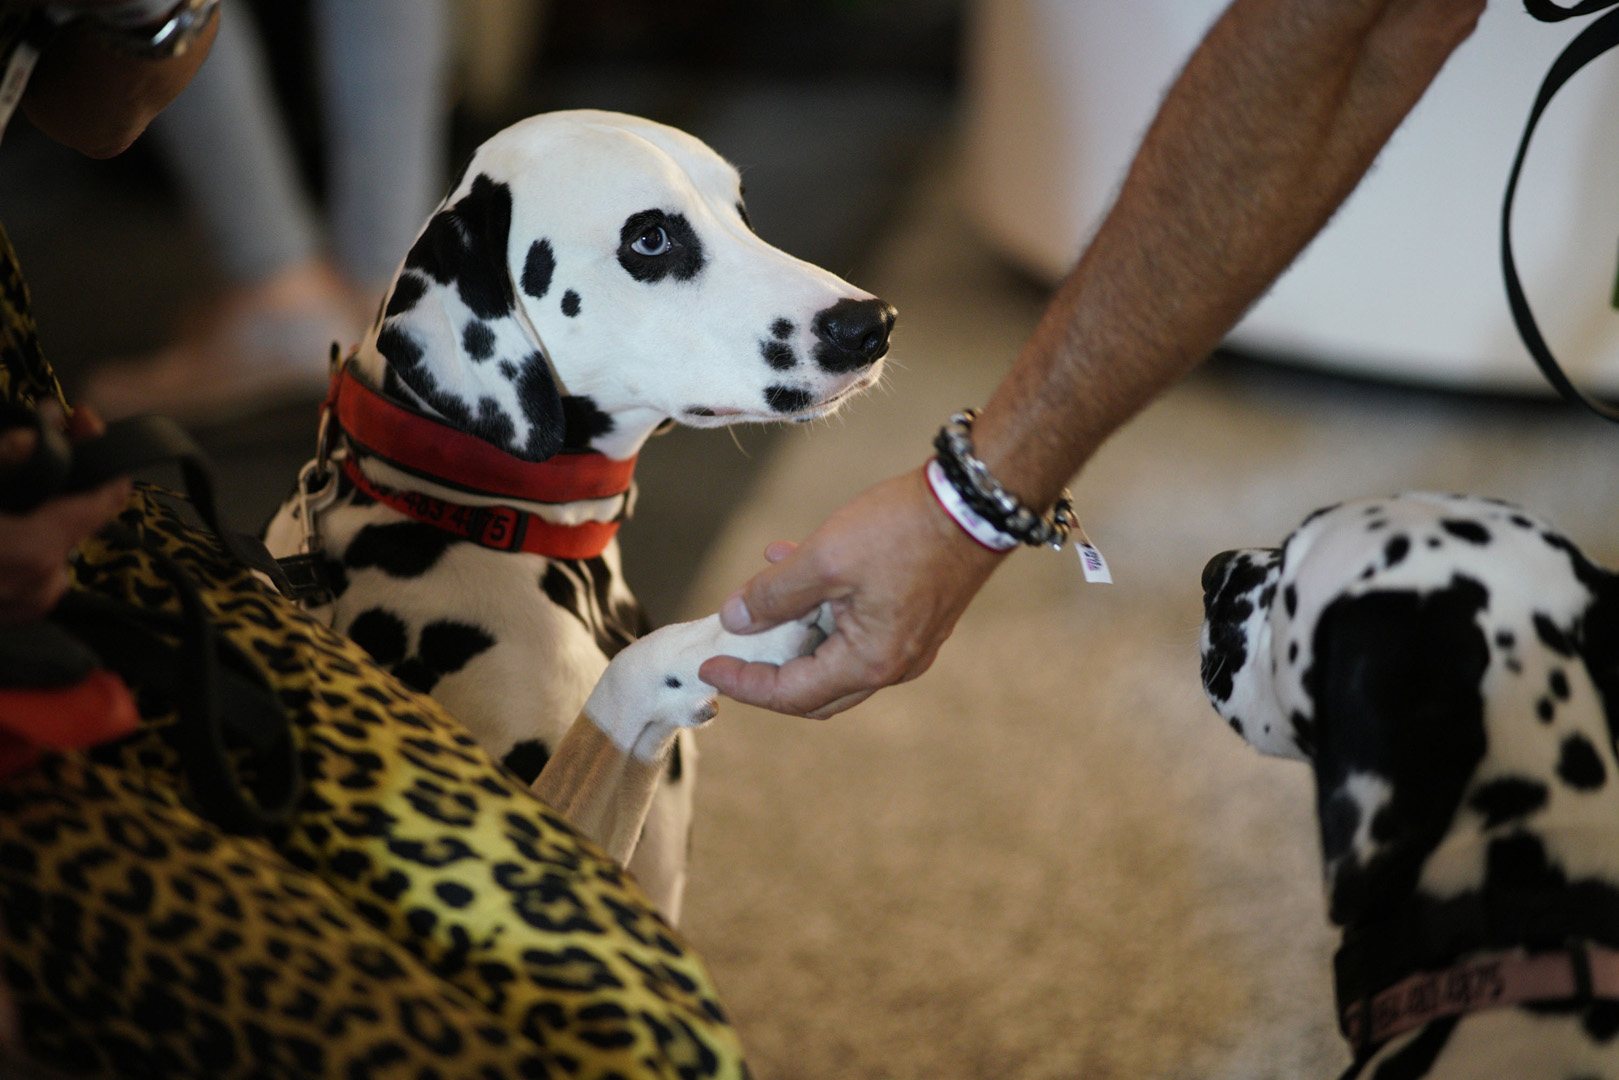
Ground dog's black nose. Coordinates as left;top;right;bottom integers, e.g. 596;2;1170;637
1202;551;1238;597
813;298;897;373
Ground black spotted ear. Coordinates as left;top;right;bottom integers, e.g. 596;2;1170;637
403;174;517;320
1307;577;1490;927
375;173;570;462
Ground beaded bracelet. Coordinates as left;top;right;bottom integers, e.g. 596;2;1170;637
929;408;1076;550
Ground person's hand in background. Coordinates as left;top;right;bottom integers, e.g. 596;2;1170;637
0;404;129;621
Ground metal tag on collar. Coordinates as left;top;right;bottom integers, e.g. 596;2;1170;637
276;457;341;605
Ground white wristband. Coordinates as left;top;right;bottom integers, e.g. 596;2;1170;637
926;458;1018;552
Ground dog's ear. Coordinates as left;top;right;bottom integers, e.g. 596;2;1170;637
375;173;567;462
1307;576;1490;927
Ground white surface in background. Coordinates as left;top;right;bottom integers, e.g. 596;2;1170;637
962;0;1619;394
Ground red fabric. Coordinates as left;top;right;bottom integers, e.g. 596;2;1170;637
329;366;636;503
0;670;140;777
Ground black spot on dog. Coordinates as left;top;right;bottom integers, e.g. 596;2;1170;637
665;676;682;689
1510;514;1535;529
1319;789;1360;864
1288;641;1299;663
561;395;615;452
1426;537;1442;549
1229;717;1244;736
617;209;706;283
502;740;550;783
348;608;409;667
473;398;516;449
1557;733;1606;790
462;321;496;361
1535;613;1576;657
418;621;496;677
1307;575;1489;926
514;352;566;461
1366;518;1387;531
1585;1002;1619;1042
376;325;425;370
1496;629;1516;649
1550;668;1571;701
522;239;555;300
345;523;460;578
1291;710;1317;756
1383;534;1410;568
771;318;793;340
385;272;428;318
499;360;518;379
1440;519;1491;545
561;290;581;317
1538;697;1556;723
540;564;581;622
1284;585;1298;617
539;559;646;660
1469;776;1548;828
403;174;516;319
761;340;796;371
764;385;814;414
1200;553;1273;705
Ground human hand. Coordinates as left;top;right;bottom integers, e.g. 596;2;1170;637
0;405;129;622
697;465;1005;718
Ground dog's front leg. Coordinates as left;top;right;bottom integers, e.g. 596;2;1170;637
532;608;831;865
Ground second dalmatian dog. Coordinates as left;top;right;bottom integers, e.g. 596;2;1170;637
265;111;894;920
1200;493;1619;1077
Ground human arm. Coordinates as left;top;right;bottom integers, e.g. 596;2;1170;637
12;0;218;158
699;0;1486;718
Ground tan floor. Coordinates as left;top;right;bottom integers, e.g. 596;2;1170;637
671;161;1619;1080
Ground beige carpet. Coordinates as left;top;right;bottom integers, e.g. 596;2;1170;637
667;162;1619;1080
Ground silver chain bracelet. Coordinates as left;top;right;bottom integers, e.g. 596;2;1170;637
931;408;1076;550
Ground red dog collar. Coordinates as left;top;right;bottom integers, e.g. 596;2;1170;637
326;365;635;559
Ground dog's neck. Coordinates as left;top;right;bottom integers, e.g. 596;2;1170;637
347;341;661;520
1322;573;1619;1029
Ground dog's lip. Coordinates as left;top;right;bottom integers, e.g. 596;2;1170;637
684;369;881;423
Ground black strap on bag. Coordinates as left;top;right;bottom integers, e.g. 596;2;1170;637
1503;0;1619;422
0;407;303;834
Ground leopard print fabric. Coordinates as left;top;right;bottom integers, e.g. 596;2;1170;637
0;227;747;1077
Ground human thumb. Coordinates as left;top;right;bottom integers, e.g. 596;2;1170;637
719;543;833;634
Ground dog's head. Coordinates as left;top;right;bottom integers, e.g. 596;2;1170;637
1200;494;1619;927
361;110;895;462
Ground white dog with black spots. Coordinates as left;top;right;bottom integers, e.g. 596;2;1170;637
1200;492;1619;1077
265;110;894;920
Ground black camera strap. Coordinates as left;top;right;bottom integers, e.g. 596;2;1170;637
1503;0;1619;423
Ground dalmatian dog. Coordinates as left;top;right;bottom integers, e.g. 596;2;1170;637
1199;493;1619;1078
264;110;894;920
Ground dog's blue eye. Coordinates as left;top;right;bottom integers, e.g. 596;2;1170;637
631;226;671;257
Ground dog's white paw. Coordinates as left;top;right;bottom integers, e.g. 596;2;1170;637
586;605;832;758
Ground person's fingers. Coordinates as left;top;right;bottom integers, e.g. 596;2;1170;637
700;630;885;716
66;402;106;440
39;478;130;549
719;543;846;634
763;539;796;563
0;426;37;468
0;564;69;623
804;688;876;721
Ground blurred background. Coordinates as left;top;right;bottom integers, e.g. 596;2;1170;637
5;2;1619;1076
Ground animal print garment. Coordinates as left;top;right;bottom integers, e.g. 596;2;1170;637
0;224;747;1078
